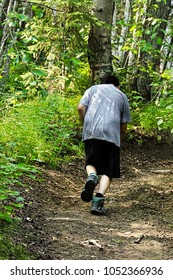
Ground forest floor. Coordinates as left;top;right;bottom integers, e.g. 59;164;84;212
14;139;173;260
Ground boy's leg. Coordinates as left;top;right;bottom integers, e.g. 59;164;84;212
97;175;111;196
81;165;99;202
86;165;97;175
91;175;111;215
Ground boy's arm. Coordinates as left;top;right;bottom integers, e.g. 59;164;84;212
120;123;127;144
77;104;86;122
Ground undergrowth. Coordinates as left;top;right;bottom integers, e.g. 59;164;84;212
0;158;38;259
0;92;82;228
0;93;83;166
0;92;83;258
129;92;173;138
0;222;34;260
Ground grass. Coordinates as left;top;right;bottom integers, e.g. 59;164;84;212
0;92;83;259
0;93;82;166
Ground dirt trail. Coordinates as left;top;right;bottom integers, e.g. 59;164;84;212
16;140;173;260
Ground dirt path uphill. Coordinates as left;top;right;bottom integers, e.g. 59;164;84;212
16;140;173;260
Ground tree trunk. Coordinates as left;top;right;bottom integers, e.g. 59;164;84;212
88;0;114;82
136;0;172;100
118;0;131;66
0;0;15;71
0;0;31;77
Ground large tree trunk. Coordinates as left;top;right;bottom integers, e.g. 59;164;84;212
88;0;114;82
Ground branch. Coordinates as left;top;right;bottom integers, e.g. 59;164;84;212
139;92;160;111
118;58;139;70
18;0;63;13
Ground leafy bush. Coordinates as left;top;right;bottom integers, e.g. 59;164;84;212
0;155;38;223
0;91;83;223
0;93;82;166
138;92;173;134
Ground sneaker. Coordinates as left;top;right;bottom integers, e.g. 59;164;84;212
91;196;106;215
81;173;99;202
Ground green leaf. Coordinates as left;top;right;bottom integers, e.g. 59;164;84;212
0;212;13;223
71;57;81;66
16;14;29;22
22;53;31;63
27;174;36;179
16;197;25;202
157;37;162;45
151;19;158;25
157;119;163;126
166;104;173;110
11;191;20;197
32;6;44;18
32;69;48;77
151;33;157;39
4;206;13;211
145;30;150;35
0;196;8;200
12;203;24;208
37;11;44;18
65;79;71;89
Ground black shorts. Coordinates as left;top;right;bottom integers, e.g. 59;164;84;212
84;139;120;179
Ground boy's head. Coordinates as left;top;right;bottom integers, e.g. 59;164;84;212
101;74;120;87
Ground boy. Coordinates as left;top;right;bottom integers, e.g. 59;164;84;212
77;74;131;215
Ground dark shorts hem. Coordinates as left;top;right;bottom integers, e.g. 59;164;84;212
84;139;120;179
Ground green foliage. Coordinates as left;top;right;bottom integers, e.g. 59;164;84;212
0;92;83;223
129;69;173;135
0;224;33;259
1;0;172;147
0;93;82;166
1;0;173;260
139;93;173;133
0;0;93;104
0;158;38;223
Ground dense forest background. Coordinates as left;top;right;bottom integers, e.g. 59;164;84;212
0;0;173;257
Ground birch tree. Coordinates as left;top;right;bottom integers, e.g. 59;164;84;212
135;0;172;100
112;0;173;100
118;0;131;66
0;0;16;73
0;0;30;77
88;0;114;82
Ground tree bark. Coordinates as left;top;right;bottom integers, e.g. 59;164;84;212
118;0;131;66
136;0;172;100
0;0;9;24
88;0;114;82
0;0;15;70
0;0;31;77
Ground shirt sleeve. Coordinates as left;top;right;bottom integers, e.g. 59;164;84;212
121;96;132;123
79;87;92;108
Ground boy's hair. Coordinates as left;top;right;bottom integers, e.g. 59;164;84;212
101;74;120;87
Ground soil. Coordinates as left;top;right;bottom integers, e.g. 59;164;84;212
14;139;173;260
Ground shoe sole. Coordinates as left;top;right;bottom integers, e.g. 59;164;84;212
91;209;106;215
81;180;96;202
